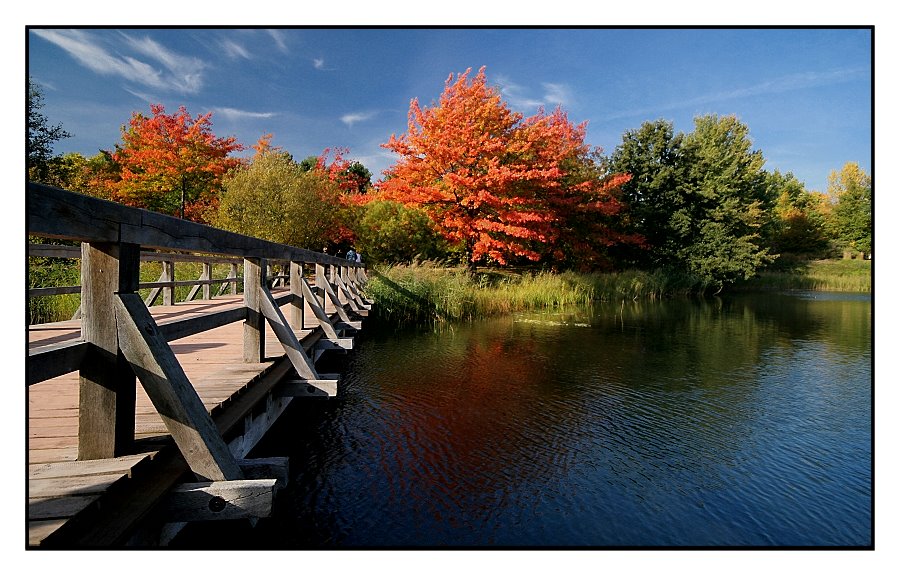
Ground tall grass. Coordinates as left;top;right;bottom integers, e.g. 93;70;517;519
738;259;871;293
28;259;243;325
366;262;708;326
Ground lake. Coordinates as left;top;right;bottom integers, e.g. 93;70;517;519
173;291;872;548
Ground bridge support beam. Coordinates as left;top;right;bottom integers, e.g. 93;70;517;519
78;241;139;460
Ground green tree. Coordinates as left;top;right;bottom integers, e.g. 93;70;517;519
607;119;693;268
828;162;871;256
214;151;349;250
27;78;71;182
681;114;776;289
353;200;452;264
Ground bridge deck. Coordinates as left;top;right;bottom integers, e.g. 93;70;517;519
27;289;354;547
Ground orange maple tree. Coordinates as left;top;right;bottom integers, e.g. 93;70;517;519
378;66;632;267
108;104;244;223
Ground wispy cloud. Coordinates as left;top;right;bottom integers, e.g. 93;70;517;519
267;30;289;54
31;29;205;94
494;75;573;110
220;39;251;60
213;107;277;121
605;68;868;121
341;111;376;127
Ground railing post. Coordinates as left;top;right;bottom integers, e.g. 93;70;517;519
78;241;139;459
315;263;328;312
243;257;266;363
163;259;175;306
290;261;304;330
229;262;239;295
202;262;212;300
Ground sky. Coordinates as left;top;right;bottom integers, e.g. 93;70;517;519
10;4;897;570
26;26;872;194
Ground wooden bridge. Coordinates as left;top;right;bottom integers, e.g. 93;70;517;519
26;182;373;548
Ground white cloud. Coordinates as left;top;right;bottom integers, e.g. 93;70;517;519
542;82;572;107
213;107;277;121
31;29;205;94
494;75;573;110
313;58;325;70
604;68;868;122
341;111;376;127
221;39;251;60
267;29;289;54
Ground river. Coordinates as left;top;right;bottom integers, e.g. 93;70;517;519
173;291;872;548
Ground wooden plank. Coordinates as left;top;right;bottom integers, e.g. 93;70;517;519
258;283;320;380
300;278;341;341
237;457;289;489
28;454;152;480
157;306;247;342
28;340;88;385
243;258;265;363
29;495;101;520
78;242;138;459
276;378;338;398
29;183;364;270
114;293;243;482
163;479;278;522
29;473;126;498
320;273;356;327
29;520;67;547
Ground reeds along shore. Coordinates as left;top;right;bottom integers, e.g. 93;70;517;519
28;257;870;327
365;260;872;326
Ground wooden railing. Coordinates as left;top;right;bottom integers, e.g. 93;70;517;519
27;182;371;488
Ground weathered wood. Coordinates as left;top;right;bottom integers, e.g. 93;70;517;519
29;495;101;521
114;293;243;482
275;378;338;398
29;454;152;480
29;286;82;297
78;242;139;459
157;306;247;342
313;338;354;351
243;258;266;363
28;183;361;268
290;261;304;330
163;478;278;522
237;457;289;489
320;272;357;327
28;340;88;385
258;282;319;381
300;278;342;341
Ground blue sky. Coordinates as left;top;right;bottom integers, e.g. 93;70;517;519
27;26;871;193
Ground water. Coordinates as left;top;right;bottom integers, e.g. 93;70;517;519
173;291;872;548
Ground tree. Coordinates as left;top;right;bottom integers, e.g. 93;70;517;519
681;114;776;288
827;162;871;256
379;66;629;268
353;200;451;264
767;170;830;259
214;151;351;250
108;104;244;223
27;78;71;182
607;119;693;268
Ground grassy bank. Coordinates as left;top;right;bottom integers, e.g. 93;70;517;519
737;259;871;293
366;259;871;326
28;259;241;325
366;262;708;326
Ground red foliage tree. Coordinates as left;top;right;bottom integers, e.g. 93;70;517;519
378;67;632;267
108;104;244;223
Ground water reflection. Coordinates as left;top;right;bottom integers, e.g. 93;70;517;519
174;292;871;548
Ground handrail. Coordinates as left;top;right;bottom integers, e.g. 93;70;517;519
28;182;359;267
27;182;371;465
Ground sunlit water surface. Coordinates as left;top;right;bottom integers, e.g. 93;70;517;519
174;291;871;548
